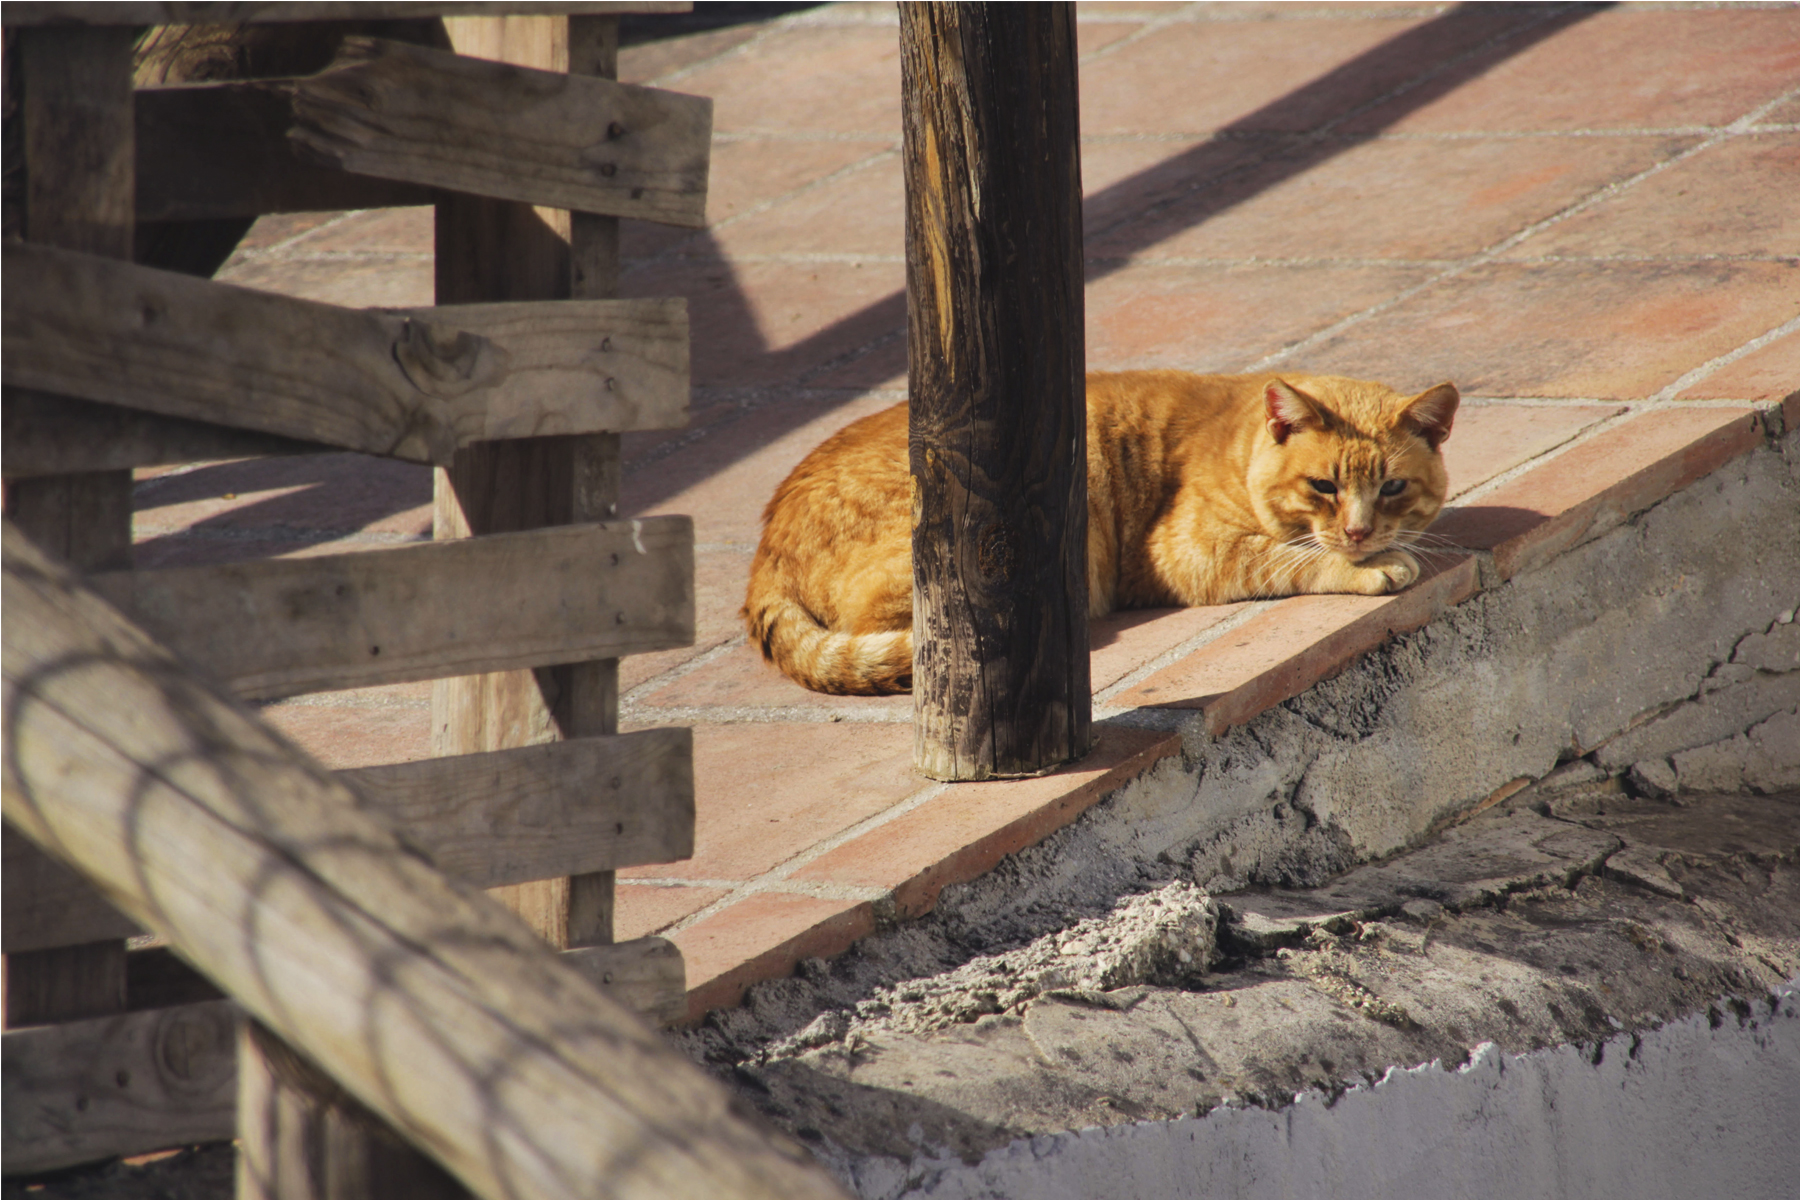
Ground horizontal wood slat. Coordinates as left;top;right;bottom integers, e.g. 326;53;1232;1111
4;4;693;27
417;297;689;441
291;38;709;227
2;389;323;479
2;937;686;1173
561;936;686;1028
344;728;695;890
135;82;431;224
2;524;846;1200
136;37;711;226
0;999;238;1176
2;244;689;466
7;728;693;953
87;519;694;701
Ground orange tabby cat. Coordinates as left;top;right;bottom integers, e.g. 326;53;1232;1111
744;370;1458;695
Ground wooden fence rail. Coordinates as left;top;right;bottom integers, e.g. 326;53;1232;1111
2;525;846;1200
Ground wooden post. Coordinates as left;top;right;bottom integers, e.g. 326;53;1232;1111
238;1023;467;1200
899;3;1092;781
432;14;622;950
1;22;137;1029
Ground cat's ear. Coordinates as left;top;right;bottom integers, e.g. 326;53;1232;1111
1264;379;1325;445
1401;382;1459;449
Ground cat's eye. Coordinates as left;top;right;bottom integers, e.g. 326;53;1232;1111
1380;479;1407;497
1308;479;1337;495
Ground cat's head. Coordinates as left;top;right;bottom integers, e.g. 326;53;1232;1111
1245;373;1458;562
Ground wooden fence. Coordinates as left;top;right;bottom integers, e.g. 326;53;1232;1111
2;6;843;1196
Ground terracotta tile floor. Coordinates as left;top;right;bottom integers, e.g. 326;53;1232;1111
131;2;1798;1023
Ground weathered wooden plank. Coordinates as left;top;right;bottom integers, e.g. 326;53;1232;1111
136;37;711;226
2;389;322;479
561;936;685;1029
3;825;143;955
0;999;239;1175
6;728;692;955
135;82;431;224
2;244;689;464
87;518;694;701
3;241;495;465
2;525;840;1199
288;37;710;227
414;298;689;442
1;936;686;1174
343;728;695;889
4;4;692;26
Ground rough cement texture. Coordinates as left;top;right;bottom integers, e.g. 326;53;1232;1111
869;987;1800;1200
672;432;1800;1193
693;790;1800;1185
768;883;1218;1055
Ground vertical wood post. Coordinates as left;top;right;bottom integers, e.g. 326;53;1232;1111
2;22;137;1029
899;3;1092;781
431;14;621;949
237;1023;467;1200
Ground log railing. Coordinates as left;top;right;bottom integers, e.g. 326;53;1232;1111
2;527;844;1199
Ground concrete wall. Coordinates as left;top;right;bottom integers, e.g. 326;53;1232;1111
883;984;1800;1200
950;425;1800;936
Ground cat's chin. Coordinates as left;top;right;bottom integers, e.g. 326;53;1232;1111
1334;542;1396;563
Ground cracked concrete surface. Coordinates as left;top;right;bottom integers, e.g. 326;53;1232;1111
694;789;1800;1195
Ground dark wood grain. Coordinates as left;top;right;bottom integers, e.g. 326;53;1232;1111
2;388;322;479
134;80;430;223
3;21;138;1033
899;3;1092;780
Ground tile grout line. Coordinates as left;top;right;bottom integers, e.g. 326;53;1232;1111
1081;2;1607;256
1645;313;1800;404
637;8;817;89
1075;2;1209;67
1245;84;1800;374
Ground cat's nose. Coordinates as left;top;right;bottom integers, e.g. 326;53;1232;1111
1343;524;1372;544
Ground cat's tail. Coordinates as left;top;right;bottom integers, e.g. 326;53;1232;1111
743;595;913;696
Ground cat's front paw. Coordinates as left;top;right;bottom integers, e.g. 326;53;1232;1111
1352;549;1419;594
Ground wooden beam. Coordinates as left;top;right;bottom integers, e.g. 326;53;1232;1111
2;937;685;1175
6;725;694;956
135;81;430;224
900;4;1092;781
2;389;322;480
3;20;139;1034
1;523;848;1200
2;244;690;465
87;518;695;701
4;4;694;27
286;37;710;227
343;728;695;890
0;999;239;1176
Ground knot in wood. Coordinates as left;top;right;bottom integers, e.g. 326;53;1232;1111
976;522;1015;583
